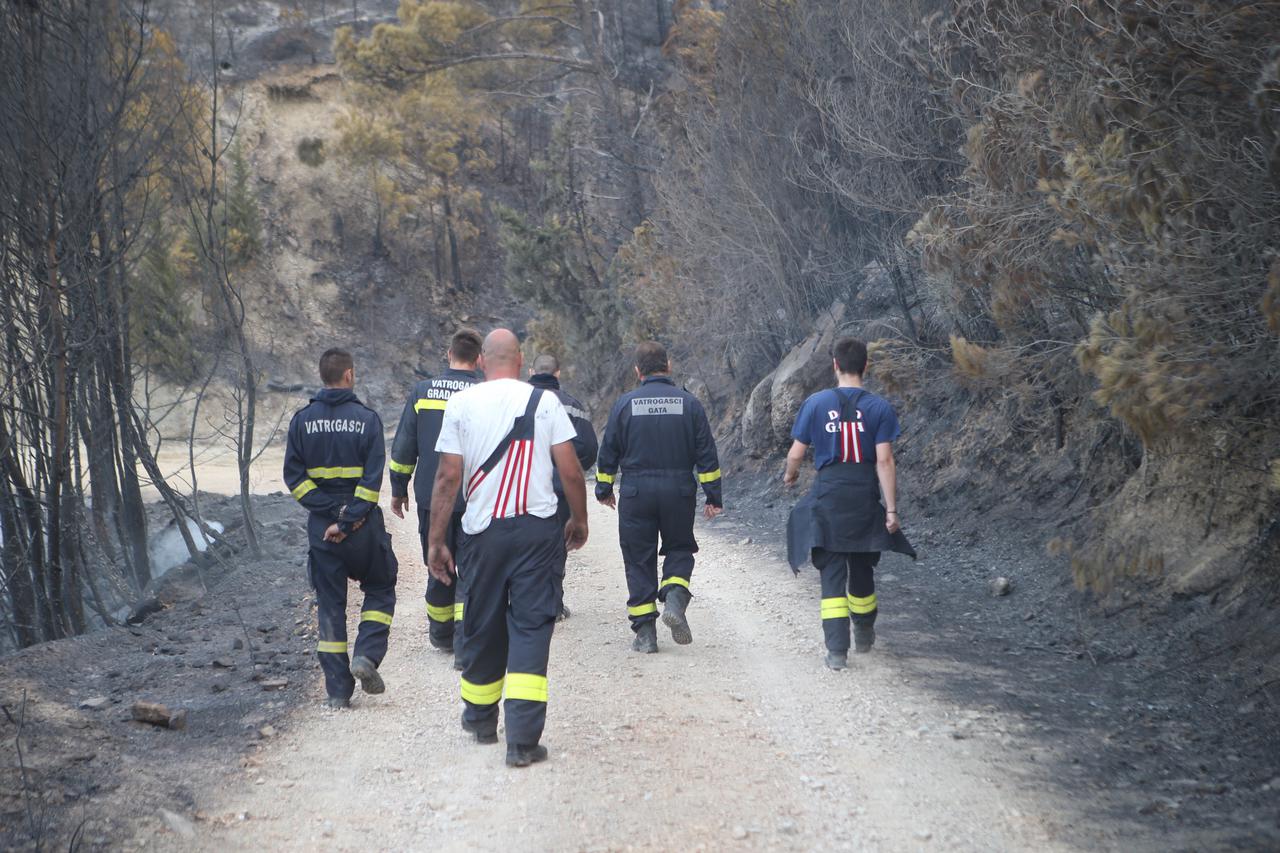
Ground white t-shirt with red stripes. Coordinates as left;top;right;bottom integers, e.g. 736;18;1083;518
435;378;577;535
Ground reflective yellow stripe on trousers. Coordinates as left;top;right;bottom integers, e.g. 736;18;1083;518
427;603;454;623
317;640;348;654
628;602;657;617
505;672;548;703
454;602;465;622
660;577;690;591
360;610;393;626
821;597;850;619
847;593;877;614
460;676;503;706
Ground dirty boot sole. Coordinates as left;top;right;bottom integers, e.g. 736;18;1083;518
853;626;876;654
428;633;455;653
632;624;658;653
825;651;848;671
505;744;549;767
350;656;385;695
662;608;693;645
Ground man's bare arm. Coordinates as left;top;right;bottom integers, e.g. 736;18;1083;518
783;440;808;487
875;442;900;534
426;453;463;582
551;440;589;551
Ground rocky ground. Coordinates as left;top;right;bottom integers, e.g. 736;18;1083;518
1;484;1276;851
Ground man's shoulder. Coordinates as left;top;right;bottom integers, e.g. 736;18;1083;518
555;387;587;413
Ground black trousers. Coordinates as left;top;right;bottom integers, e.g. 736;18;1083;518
813;548;879;653
456;514;561;746
418;506;464;648
618;475;698;631
308;509;398;700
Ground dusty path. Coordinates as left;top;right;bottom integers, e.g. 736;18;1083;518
161;500;1083;852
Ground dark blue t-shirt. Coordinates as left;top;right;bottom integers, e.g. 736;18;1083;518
790;387;900;471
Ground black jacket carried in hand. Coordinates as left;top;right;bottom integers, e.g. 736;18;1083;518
283;388;384;534
596;375;722;507
528;372;598;495
387;368;481;511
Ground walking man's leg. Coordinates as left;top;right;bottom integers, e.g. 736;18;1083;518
311;544;356;706
421;507;457;653
619;487;661;652
456;531;506;744
813;548;851;670
351;528;397;695
503;516;560;767
657;483;698;645
848;552;880;653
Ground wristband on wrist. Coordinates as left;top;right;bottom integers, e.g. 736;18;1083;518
886;510;898;515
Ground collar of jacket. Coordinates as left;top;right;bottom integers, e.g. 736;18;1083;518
529;373;560;390
445;368;481;381
314;387;359;406
641;375;675;387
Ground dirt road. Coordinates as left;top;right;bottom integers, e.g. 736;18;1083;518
161;499;1084;853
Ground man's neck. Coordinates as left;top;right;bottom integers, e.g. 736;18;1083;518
485;370;519;381
447;362;477;373
836;373;863;389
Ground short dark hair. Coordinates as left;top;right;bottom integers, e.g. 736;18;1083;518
634;341;669;376
831;337;868;376
532;353;559;374
449;328;482;365
319;348;353;385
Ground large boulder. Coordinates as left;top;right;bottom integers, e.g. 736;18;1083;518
741;369;776;458
767;302;846;443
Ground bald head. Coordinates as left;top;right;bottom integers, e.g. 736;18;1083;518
480;328;523;380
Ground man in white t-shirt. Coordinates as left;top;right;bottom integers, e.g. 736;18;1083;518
427;328;589;768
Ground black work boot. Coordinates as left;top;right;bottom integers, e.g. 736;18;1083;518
325;696;350;709
350;656;385;695
557;602;571;622
461;712;498;744
632;621;658;653
505;743;549;767
428;627;454;653
661;586;693;645
853;621;876;654
824;651;848;671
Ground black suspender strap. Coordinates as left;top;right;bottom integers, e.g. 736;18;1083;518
475;388;544;480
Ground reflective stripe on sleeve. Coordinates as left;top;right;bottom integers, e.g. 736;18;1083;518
291;479;318;500
821;597;851;620
389;459;415;475
354;486;379;502
360;610;393;626
454;602;465;622
697;468;721;483
317;640;348;654
427;603;454;623
505;672;548;703
628;602;657;617
460;676;504;706
414;398;448;412
660;577;690;591
308;466;364;479
596;471;615;484
847;593;877;615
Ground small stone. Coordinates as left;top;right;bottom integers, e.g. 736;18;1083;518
778;819;797;835
78;697;110;710
159;809;195;839
915;829;932;841
732;825;748;840
212;657;235;668
738;537;752;546
210;679;230;694
990;577;1013;597
232;637;244;650
260;678;289;691
258;725;277;739
132;701;188;730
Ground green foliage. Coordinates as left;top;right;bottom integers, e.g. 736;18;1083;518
223;139;262;265
131;225;199;381
297;136;326;166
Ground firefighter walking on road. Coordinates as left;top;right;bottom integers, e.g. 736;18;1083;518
388;329;482;665
427;329;589;768
783;337;915;671
595;342;722;654
528;352;598;621
283;348;397;708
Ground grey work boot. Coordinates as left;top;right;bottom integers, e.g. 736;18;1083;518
505;743;549;768
853;622;876;654
632;621;658;653
661;586;693;645
325;696;350;709
557;602;571;622
461;712;498;745
350;656;385;695
825;651;848;671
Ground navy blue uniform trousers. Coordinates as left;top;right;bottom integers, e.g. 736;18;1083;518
618;473;698;631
